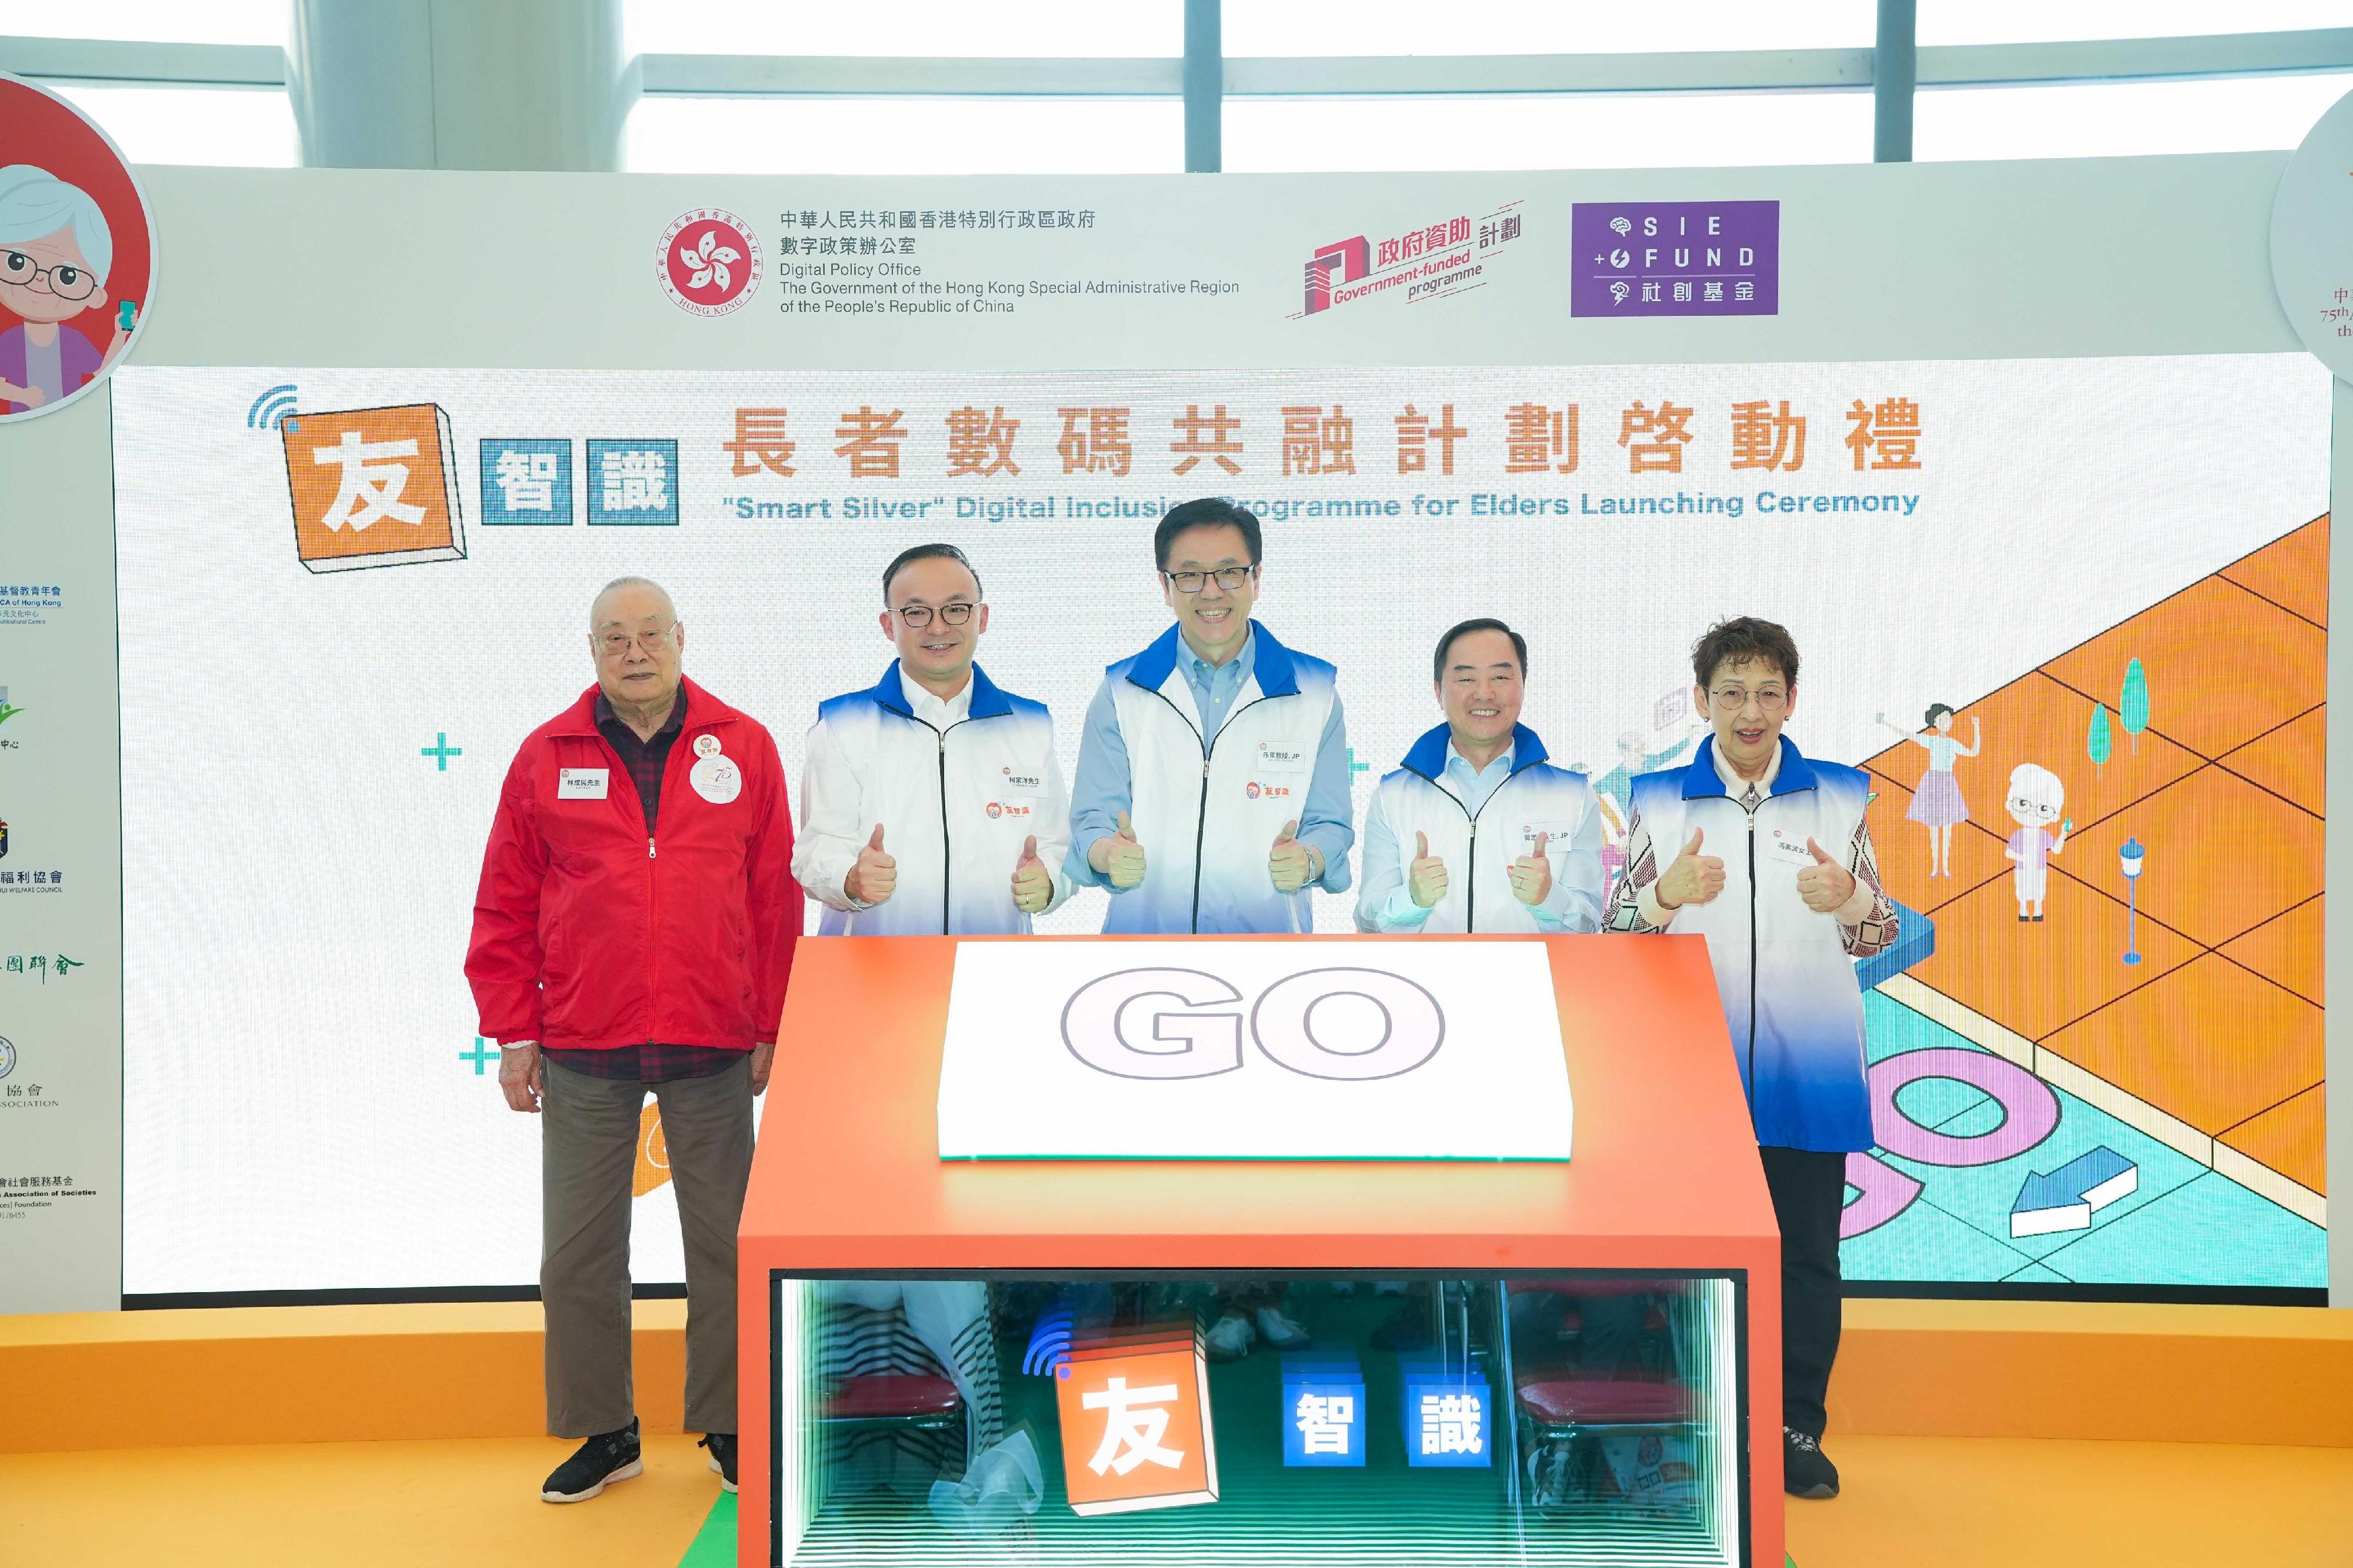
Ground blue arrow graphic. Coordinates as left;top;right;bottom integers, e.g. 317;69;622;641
2011;1146;2138;1238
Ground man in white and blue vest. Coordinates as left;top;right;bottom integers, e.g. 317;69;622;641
1064;497;1354;937
1357;618;1603;936
794;542;1073;935
1064;497;1354;1362
1352;617;1604;1356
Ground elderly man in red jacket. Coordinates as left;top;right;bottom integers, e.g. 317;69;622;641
467;576;798;1505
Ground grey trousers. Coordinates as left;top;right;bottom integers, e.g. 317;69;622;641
541;1055;754;1438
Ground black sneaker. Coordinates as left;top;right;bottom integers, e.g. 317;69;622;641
1784;1426;1839;1499
541;1418;642;1503
699;1432;738;1493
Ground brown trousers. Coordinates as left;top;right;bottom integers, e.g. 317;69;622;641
541;1056;754;1437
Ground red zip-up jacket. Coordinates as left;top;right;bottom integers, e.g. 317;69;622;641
465;678;799;1051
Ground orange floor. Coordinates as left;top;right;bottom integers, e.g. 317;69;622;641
0;1433;721;1568
1862;515;2328;1205
7;1430;2352;1567
1786;1434;2353;1568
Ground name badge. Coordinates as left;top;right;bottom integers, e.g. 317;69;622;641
1520;822;1576;855
999;767;1045;798
1762;827;1818;869
1255;742;1309;776
558;768;609;800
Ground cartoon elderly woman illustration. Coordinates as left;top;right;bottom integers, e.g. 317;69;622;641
0;165;131;415
2004;763;2071;923
1878;703;1981;879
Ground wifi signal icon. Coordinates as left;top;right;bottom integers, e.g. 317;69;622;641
246;383;298;431
1022;1306;1074;1377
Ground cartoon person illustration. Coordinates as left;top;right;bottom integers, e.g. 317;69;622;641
0;165;131;416
1877;704;1981;878
2002;763;2071;922
1591;722;1704;894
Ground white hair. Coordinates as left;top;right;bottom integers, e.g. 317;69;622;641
2007;763;2065;814
589;576;675;626
0;165;114;281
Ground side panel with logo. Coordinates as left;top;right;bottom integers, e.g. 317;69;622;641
0;388;122;1311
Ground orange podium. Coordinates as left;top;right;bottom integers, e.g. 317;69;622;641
738;934;1783;1568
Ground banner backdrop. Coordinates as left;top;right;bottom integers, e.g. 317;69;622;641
112;352;2326;1294
0;154;2337;1310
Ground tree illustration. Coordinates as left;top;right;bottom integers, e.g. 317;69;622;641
2119;658;2149;755
2088;701;2113;775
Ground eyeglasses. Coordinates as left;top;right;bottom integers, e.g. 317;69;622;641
1709;685;1788;713
0;249;99;301
1165;566;1255;594
596;625;675;656
893;601;976;628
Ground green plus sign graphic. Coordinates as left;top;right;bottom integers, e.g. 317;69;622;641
1347;747;1370;779
460;1037;498;1074
421;732;463;770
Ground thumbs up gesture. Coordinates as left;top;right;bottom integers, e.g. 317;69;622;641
1408;829;1449;909
1091;809;1148;890
1269;818;1316;893
1796;836;1856;914
1011;833;1052;915
845;822;896;905
1509;830;1554;907
1655;827;1725;910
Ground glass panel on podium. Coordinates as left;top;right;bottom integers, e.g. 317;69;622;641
771;1271;1747;1568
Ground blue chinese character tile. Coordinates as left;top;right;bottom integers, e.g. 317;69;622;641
1281;1377;1367;1467
479;438;574;526
1402;1372;1492;1467
586;439;680;527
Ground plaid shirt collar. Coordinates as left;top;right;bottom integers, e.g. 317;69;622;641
592;685;689;744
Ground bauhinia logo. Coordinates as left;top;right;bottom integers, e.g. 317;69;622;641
656;208;764;318
1061;966;1444;1082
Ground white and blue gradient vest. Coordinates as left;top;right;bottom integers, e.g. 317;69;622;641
1363;722;1605;934
809;662;1062;936
1098;622;1341;933
1626;737;1878;1153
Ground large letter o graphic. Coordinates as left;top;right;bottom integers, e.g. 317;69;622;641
1868;1047;2059;1167
1251;968;1445;1082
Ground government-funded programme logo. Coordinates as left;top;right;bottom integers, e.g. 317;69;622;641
657;208;764;317
1571;200;1779;318
1061;966;1444;1082
1297;201;1527;318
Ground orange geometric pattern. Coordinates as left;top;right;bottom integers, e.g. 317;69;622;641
1867;516;2328;1201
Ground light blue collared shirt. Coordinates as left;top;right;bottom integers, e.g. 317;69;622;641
1360;741;1584;931
1183;628;1255;742
1069;625;1352;891
1445;743;1516;817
